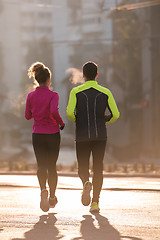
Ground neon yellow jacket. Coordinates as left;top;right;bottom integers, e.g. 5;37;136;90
67;80;120;141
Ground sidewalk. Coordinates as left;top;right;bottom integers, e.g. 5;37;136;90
0;175;160;240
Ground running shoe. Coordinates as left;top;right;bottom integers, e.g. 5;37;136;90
81;181;92;206
89;202;100;213
49;196;58;208
40;189;50;212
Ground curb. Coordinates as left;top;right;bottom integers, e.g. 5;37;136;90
0;172;160;178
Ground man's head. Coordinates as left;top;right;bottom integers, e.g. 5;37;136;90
83;61;98;81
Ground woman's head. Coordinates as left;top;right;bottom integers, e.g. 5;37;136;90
28;62;52;86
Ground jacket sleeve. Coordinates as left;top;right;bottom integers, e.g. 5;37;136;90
25;95;32;120
106;90;120;123
50;93;64;127
66;88;77;122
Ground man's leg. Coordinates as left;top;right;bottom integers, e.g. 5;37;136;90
76;141;93;206
91;140;106;203
76;141;91;185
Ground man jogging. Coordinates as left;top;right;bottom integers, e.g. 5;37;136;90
66;61;120;213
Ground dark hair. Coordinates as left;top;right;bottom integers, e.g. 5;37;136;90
83;61;98;80
28;62;51;84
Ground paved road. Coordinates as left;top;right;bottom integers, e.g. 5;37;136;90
0;175;160;240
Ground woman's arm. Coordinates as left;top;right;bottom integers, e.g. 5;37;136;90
25;95;32;120
50;93;64;127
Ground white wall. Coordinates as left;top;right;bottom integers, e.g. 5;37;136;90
0;1;21;97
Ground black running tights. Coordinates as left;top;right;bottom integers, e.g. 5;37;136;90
32;132;60;198
76;140;106;203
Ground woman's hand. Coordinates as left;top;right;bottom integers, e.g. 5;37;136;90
60;124;65;130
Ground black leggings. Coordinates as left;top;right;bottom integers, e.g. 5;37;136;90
32;132;60;197
76;140;106;203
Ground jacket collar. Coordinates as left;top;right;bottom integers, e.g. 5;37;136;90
84;80;97;85
36;86;49;90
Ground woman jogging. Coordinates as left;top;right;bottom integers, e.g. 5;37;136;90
25;62;65;212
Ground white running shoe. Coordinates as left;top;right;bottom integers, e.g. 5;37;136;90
81;181;92;206
40;189;50;212
49;196;58;208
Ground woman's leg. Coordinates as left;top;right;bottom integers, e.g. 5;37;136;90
47;132;60;198
32;133;48;191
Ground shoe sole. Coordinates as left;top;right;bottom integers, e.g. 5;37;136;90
49;197;58;208
49;204;57;208
40;190;50;212
81;182;92;206
49;202;57;208
90;208;100;213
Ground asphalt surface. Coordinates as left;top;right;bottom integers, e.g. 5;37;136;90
0;175;160;240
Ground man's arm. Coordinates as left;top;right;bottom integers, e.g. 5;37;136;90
106;90;120;123
66;88;77;122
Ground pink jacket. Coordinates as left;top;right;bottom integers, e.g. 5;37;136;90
25;86;64;134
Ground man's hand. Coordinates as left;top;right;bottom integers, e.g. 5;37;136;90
105;114;112;122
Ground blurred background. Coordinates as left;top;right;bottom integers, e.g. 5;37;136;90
0;0;159;172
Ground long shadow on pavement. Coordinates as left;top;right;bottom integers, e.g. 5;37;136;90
121;237;142;240
12;213;63;240
72;213;120;240
72;213;142;240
